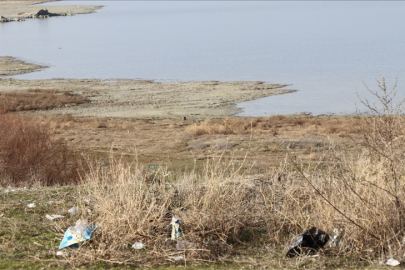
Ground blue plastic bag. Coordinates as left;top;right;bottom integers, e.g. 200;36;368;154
59;220;97;249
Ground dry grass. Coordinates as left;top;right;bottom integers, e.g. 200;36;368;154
0;113;84;186
63;155;271;266
185;116;365;137
2;79;404;268
50;78;405;267
0;88;87;112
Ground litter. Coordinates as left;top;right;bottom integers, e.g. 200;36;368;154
47;200;63;205
386;258;401;266
46;214;65;220
27;203;36;208
171;216;181;240
325;227;344;248
169;255;184;261
132;242;144;250
56;251;67;256
59;219;97;249
286;227;330;257
68;206;79;215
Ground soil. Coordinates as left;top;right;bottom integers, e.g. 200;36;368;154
0;56;296;120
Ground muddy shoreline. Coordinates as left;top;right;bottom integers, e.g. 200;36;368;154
0;57;296;119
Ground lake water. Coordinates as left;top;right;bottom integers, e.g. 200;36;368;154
1;1;405;115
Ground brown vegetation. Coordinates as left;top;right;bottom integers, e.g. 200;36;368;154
0;113;83;186
2;78;405;268
0;88;87;113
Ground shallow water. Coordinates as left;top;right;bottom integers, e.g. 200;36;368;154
1;1;405;115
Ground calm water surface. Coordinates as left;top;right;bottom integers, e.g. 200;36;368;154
1;1;405;115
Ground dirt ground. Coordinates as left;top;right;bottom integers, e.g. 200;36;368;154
0;56;296;120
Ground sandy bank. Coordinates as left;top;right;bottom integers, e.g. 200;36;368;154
0;0;101;22
0;56;296;119
0;56;46;76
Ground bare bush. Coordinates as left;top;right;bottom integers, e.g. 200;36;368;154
0;89;87;112
284;78;405;259
0;113;82;186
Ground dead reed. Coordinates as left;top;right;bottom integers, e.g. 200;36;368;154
0;113;83;186
0;88;87;112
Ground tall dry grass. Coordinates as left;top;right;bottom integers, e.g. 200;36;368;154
60;78;405;266
282;78;405;259
68;156;273;266
0;113;83;186
185;116;365;138
0;88;87;112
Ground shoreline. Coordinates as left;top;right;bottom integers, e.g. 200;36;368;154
0;56;296;120
0;0;102;23
0;1;297;119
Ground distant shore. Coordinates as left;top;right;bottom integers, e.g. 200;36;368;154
0;0;101;23
0;1;296;120
0;56;296;120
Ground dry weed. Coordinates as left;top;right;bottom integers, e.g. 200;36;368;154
0;89;87;112
68;155;272;266
0;113;83;186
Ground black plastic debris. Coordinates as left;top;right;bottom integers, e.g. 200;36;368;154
286;227;330;257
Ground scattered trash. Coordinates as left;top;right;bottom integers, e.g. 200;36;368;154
169;255;184;261
68;206;79;215
286;227;330;257
56;251;67;256
132;242;144;250
176;240;196;250
46;214;65;221
47;200;63;205
171;216;181;240
27;203;36;208
325;227;344;248
59;219;97;249
148;165;156;169
386;258;401;266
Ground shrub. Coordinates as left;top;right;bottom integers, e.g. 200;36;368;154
285;78;405;259
0;113;82;186
70;156;270;266
0;89;87;113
